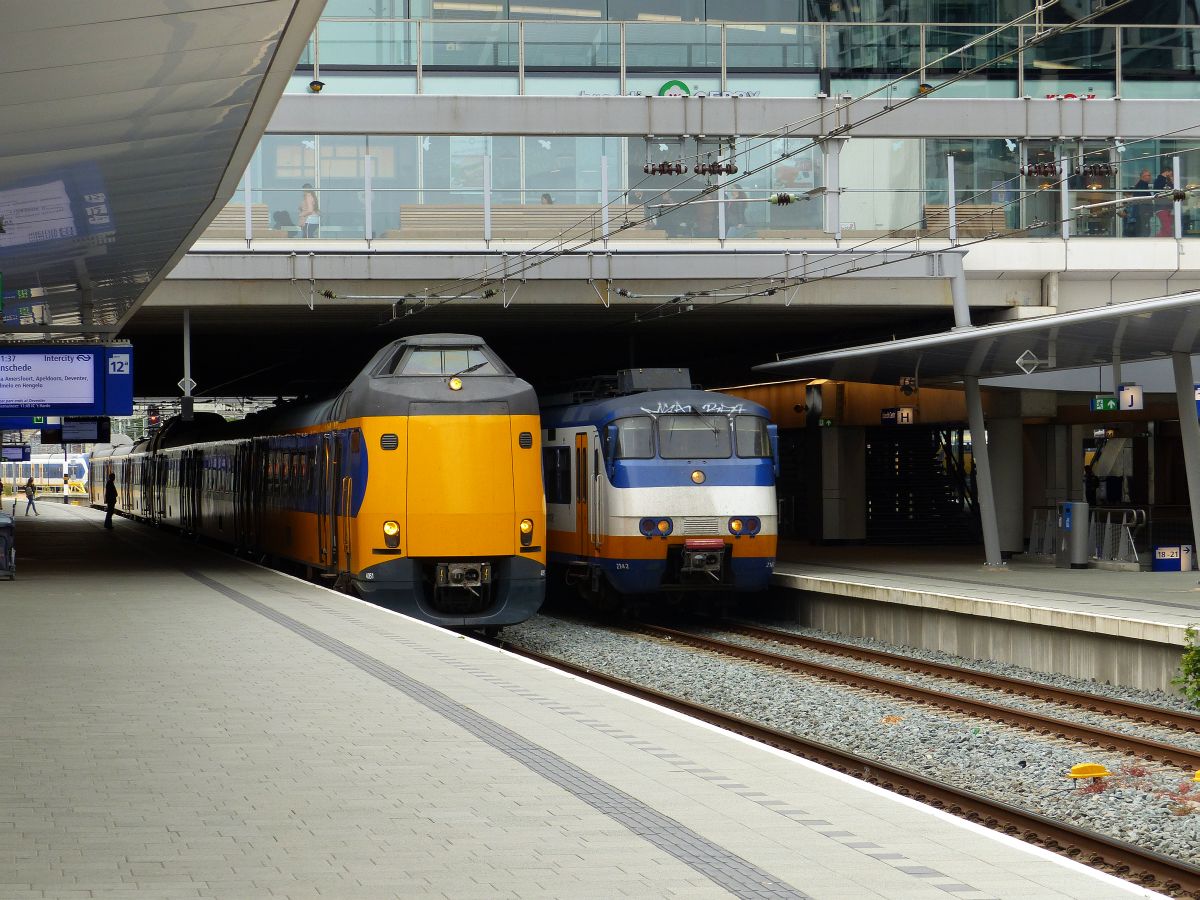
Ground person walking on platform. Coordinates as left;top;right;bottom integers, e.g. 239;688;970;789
23;477;38;517
104;473;117;529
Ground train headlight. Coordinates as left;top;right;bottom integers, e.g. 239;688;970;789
448;376;463;391
691;469;705;484
746;516;761;536
729;518;744;535
656;518;672;536
383;520;401;548
519;517;534;546
639;517;656;537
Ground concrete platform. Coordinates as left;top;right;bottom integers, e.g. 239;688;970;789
0;504;1164;898
772;543;1200;692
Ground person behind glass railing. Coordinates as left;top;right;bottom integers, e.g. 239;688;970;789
1152;167;1175;236
1121;168;1152;237
298;183;320;238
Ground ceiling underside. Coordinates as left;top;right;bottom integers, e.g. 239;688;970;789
0;0;322;335
755;291;1200;385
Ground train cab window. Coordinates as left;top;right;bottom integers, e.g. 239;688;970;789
610;417;654;459
393;347;499;376
658;414;732;459
734;415;772;458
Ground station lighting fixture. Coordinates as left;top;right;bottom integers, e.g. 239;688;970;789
917;82;934;95
308;79;325;93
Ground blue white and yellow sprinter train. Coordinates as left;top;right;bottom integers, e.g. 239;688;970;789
2;454;89;497
88;335;546;630
541;368;777;604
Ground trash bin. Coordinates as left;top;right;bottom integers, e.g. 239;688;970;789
0;512;15;579
1055;501;1090;569
1153;545;1194;572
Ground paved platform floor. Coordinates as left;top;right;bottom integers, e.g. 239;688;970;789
0;504;1165;898
774;542;1200;645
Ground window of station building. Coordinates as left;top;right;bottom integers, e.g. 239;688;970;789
508;0;604;19
607;0;703;21
705;0;801;21
394;347;499;375
657;414;732;460
609;417;654;459
322;0;406;16
366;136;419;233
734;416;772;458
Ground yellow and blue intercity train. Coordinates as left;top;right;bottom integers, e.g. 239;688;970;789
541;368;777;605
89;335;546;630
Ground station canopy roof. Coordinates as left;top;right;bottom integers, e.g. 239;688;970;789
0;0;323;337
754;290;1200;386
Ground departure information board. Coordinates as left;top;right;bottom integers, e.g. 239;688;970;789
0;351;95;407
0;345;132;416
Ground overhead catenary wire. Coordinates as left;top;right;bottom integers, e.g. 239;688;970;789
406;0;1072;301
403;0;1128;308
622;142;1200;328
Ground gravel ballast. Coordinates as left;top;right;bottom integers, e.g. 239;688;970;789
503;614;1200;867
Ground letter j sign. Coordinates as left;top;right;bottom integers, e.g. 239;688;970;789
1118;383;1144;411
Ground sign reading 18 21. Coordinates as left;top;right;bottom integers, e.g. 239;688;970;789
0;345;132;416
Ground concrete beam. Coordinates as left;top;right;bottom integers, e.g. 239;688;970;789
170;247;967;285
271;95;1200;140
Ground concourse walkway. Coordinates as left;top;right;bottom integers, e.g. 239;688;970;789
0;504;1162;898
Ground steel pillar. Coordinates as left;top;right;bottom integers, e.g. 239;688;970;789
964;374;1003;566
1172;351;1200;559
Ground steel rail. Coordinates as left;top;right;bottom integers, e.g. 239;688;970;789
718;620;1200;733
505;642;1200;898
635;623;1200;771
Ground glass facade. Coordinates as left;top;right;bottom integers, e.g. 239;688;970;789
207;134;1200;243
298;17;1200;100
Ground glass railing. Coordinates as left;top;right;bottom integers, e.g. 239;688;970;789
201;170;1200;246
297;20;1199;97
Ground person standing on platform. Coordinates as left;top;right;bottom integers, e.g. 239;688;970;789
23;477;37;517
104;473;118;529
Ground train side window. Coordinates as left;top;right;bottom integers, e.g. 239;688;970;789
610;417;654;459
734;415;772;458
542;447;571;505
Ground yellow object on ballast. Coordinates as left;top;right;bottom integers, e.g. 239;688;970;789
1067;763;1113;779
1192;770;1200;783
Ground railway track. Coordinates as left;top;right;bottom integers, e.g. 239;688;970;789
504;640;1200;898
716;620;1200;734
635;621;1200;771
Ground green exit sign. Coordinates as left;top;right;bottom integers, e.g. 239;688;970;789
1093;395;1118;412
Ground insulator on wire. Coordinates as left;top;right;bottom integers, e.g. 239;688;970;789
643;164;652;174
769;192;794;206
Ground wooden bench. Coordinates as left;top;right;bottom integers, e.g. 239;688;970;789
199;203;289;240
382;204;655;241
923;204;1008;238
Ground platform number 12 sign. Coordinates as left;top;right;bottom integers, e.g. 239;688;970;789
108;353;130;375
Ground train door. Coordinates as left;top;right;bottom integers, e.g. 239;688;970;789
575;433;591;558
317;433;338;571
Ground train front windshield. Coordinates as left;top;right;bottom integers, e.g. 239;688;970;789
609;413;771;460
658;414;732;459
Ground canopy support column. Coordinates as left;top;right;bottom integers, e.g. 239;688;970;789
964;374;1003;566
1172;351;1200;559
